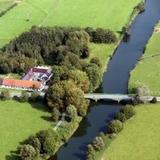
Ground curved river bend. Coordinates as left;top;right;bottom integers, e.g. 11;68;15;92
57;0;160;159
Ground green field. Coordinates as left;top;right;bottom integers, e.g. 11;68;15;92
129;23;160;95
0;0;140;47
0;0;14;12
101;104;160;160
0;100;51;159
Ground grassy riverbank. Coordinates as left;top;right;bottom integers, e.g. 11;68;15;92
100;104;160;160
0;100;51;159
129;23;160;95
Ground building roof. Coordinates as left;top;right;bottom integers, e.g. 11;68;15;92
1;79;42;89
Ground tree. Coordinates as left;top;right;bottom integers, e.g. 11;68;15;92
26;135;41;153
51;108;60;122
107;120;123;134
83;63;102;91
19;144;37;160
66;105;77;120
0;90;10;100
47;80;88;116
68;69;90;92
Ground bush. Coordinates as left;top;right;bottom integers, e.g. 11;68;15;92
115;112;127;122
136;2;145;13
150;97;157;104
120;106;135;120
107;120;123;134
92;136;105;151
0;90;10;100
90;57;102;68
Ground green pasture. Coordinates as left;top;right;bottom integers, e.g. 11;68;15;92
0;100;51;159
0;0;141;47
100;104;160;160
0;0;14;12
129;23;160;95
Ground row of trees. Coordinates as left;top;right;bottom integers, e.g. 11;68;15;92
86;106;135;160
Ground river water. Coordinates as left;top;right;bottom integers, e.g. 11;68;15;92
57;0;160;159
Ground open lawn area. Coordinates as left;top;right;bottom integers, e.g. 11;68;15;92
0;0;141;48
0;0;15;12
0;100;51;159
129;23;160;95
101;104;160;160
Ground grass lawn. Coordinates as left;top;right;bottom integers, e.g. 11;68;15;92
0;0;14;12
129;23;160;95
89;43;116;71
0;0;141;48
0;100;52;159
101;104;160;160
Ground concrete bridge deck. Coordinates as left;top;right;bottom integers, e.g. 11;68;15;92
84;93;160;102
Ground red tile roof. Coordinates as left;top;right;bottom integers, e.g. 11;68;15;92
1;79;42;89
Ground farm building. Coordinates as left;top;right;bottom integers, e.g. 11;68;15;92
22;66;52;83
0;79;43;91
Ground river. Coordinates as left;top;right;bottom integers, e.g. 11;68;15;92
57;0;160;159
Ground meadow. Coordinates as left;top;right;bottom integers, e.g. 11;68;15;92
129;23;160;95
0;0;14;12
0;0;141;48
0;100;51;159
101;104;160;160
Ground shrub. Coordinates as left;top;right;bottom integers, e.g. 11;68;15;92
107;120;123;134
136;2;145;13
150;97;157;104
90;57;102;68
92;136;105;151
120;106;135;120
0;90;10;100
86;144;95;160
115;112;127;122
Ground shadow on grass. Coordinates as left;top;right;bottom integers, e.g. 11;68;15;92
41;115;53;122
6;150;20;160
29;101;50;113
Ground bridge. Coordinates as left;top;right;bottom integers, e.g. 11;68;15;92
84;93;160;103
84;93;134;102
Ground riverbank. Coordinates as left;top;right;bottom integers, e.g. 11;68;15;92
129;22;160;96
100;104;160;160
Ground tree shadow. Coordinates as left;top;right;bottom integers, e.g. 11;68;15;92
29;101;50;113
5;150;20;160
41;115;53;122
